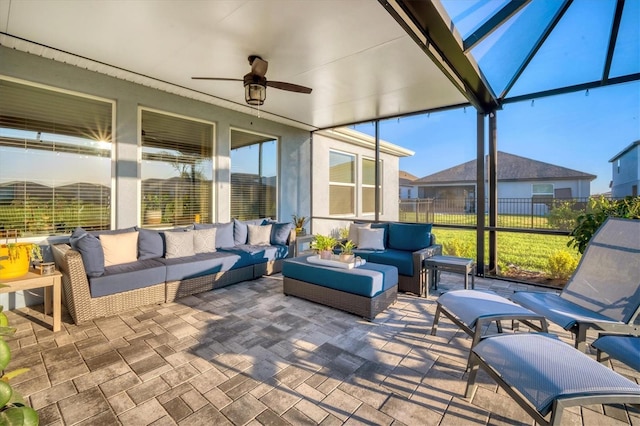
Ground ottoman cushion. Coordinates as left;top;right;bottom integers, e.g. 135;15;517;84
282;256;398;298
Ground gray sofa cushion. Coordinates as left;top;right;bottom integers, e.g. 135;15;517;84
69;227;105;277
195;222;235;248
88;259;166;297
157;252;244;282
233;218;269;245
270;222;293;246
136;228;164;260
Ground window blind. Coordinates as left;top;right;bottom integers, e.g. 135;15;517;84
0;79;112;237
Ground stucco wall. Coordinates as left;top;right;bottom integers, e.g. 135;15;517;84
311;133;400;236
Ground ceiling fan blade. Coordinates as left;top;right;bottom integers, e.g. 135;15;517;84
191;77;243;81
266;80;312;94
250;56;268;77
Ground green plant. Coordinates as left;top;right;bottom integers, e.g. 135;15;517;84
547;201;580;231
3;244;42;264
547;250;579;280
568;196;640;254
442;237;474;258
339;240;356;255
0;304;39;425
144;194;167;211
292;215;308;229
338;227;349;240
311;234;338;252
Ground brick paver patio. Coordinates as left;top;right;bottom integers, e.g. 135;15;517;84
5;273;639;425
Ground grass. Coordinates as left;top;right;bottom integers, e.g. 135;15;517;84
433;228;581;276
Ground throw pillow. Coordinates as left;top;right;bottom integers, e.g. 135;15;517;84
388;223;433;251
348;223;370;246
194;228;216;254
164;230;195;258
247;224;272;245
270;222;293;246
358;228;385;250
137;228;164;260
69;227;105;277
233;218;248;245
100;231;139;267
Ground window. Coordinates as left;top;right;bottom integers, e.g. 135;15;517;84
362;157;382;214
329;151;355;215
140;109;213;226
0;79;113;236
532;183;554;196
230;129;277;220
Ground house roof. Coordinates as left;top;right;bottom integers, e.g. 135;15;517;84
414;152;596;184
399;170;418;186
609;140;640;162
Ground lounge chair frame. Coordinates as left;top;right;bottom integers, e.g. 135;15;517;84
511;217;640;351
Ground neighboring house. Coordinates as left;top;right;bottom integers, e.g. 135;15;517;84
609;140;640;198
399;171;418;199
311;127;414;236
413;151;596;214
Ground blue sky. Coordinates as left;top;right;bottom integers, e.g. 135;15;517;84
356;80;639;195
354;0;640;195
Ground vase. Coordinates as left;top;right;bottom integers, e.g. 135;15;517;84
320;250;333;260
144;210;162;225
339;253;354;263
0;244;32;280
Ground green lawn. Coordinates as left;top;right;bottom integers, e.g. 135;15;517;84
433;228;581;276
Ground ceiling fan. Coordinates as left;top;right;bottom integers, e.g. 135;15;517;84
192;55;312;106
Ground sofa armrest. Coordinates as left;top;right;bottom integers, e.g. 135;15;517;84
411;244;443;282
51;243;93;315
286;228;297;258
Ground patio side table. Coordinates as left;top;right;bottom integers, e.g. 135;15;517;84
0;269;62;332
424;255;476;296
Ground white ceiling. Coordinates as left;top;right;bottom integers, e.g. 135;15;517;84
0;0;468;130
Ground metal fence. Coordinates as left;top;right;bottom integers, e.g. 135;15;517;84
399;197;591;231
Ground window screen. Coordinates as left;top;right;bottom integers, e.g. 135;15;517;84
329;151;355;215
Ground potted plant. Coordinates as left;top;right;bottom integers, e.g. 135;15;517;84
339;240;356;263
292;215;309;236
311;234;337;260
0;236;42;280
144;194;165;225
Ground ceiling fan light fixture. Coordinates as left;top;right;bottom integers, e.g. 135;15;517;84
244;74;266;106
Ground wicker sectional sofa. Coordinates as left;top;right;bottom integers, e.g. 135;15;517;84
51;219;295;324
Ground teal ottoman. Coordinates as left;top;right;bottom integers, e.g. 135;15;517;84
282;256;398;320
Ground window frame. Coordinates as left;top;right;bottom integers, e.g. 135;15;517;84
362;156;383;215
0;76;116;236
531;183;554;196
329;149;356;216
138;107;215;227
229;127;279;221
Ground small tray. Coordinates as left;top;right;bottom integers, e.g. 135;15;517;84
306;255;366;269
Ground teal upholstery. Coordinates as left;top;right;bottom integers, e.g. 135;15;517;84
368;249;414;276
282;256;398;298
388;223;432;251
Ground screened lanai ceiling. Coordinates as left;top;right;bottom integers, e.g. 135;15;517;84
0;0;638;130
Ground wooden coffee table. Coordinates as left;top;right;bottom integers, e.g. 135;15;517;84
0;269;62;332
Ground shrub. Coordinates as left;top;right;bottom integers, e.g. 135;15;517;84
442;238;474;258
547;250;579;280
568;196;640;254
547;201;580;231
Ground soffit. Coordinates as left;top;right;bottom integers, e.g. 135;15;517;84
0;0;468;130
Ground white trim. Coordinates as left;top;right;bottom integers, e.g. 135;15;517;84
316;128;414;157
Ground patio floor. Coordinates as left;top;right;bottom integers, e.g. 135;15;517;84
5;273;639;425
